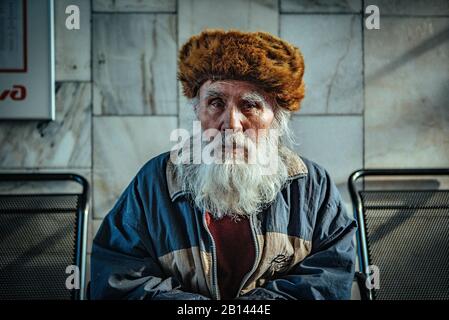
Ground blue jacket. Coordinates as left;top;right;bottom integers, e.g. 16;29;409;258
91;147;357;300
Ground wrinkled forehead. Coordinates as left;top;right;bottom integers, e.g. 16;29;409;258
199;80;271;104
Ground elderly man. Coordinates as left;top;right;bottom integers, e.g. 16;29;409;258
91;30;357;300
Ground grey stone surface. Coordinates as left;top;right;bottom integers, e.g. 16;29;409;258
281;0;361;13
365;17;449;168
93;0;176;12
55;0;91;81
93;116;177;218
93;13;177;115
0;83;92;168
289;115;363;203
281;14;363;114
178;0;279;45
372;0;449;16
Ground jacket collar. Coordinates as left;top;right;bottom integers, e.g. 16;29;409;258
166;146;308;201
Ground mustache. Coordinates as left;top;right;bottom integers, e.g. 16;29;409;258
220;132;255;149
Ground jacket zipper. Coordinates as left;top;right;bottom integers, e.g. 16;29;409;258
202;210;221;300
235;213;260;298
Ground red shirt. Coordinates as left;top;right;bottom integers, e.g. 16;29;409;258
206;212;256;299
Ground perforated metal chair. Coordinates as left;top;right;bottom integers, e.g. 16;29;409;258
349;169;449;300
0;173;89;300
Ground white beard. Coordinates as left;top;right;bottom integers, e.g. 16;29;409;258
174;129;289;220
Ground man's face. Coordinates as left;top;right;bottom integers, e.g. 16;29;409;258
178;80;290;219
196;80;275;144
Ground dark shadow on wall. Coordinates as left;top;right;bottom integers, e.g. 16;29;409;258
366;26;449;84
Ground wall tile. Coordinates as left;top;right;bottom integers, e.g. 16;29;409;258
93;14;177;115
365;17;449;168
0;83;92;168
93;116;177;218
281;15;363;114
178;0;279;45
55;0;91;81
289;115;363;196
371;0;449;16
281;0;361;13
93;0;176;12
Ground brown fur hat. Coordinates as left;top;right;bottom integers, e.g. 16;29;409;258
178;29;306;112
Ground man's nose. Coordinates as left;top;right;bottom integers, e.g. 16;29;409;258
221;106;243;132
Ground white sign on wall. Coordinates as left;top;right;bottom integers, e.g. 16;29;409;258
0;0;55;120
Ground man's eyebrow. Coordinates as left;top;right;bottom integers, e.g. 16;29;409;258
240;92;268;106
203;90;226;100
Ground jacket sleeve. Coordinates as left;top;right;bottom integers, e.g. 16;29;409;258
90;175;209;300
238;170;357;300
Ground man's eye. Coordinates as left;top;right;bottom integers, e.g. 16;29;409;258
209;99;224;108
243;102;258;110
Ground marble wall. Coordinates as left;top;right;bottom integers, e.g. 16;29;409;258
365;17;449;168
0;0;448;296
93;13;177;115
